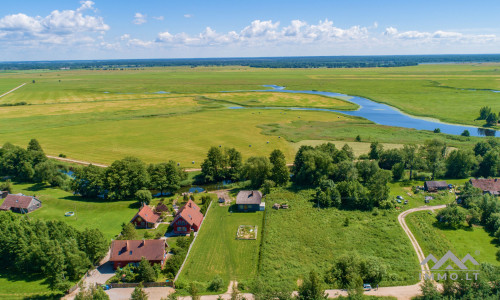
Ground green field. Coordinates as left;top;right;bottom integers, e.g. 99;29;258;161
178;201;264;283
407;210;500;267
0;181;139;298
258;188;420;290
0;65;496;167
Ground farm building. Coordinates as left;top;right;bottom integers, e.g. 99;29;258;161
236;190;264;212
171;200;204;234
109;239;167;270
0;194;41;214
469;178;500;195
424;181;448;192
131;204;160;229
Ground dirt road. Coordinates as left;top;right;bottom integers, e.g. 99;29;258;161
0;83;26;98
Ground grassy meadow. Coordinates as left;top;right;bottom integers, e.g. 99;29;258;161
0;64;497;167
258;188;420;290
407;210;500;267
178;201;264;283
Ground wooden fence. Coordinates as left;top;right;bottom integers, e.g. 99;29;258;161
109;281;174;288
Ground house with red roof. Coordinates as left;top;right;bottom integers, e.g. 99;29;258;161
469;178;500;196
0;194;41;214
109;239;167;269
130;204;160;229
171;200;204;234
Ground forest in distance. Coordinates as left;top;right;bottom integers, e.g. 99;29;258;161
3;54;500;70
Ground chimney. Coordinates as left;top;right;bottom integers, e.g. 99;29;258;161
125;241;129;250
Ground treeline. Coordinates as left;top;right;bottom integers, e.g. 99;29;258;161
366;138;499;181
0;140;71;188
73;157;186;201
0;212;108;291
3;54;500;70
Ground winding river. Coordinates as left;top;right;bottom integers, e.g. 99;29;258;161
230;85;498;137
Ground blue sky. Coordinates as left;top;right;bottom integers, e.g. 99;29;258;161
1;0;500;61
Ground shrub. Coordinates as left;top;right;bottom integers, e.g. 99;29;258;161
208;275;224;292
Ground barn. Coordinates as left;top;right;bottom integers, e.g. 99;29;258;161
424;181;448;192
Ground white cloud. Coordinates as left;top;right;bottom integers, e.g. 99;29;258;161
383;26;496;44
133;13;147;25
184;14;193;18
153;16;164;21
120;34;130;40
0;1;109;46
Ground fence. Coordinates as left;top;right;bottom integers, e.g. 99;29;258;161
173;200;213;282
109;281;174;288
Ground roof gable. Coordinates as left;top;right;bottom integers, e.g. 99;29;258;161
132;205;160;224
174;200;203;227
110;240;166;262
236;190;262;205
0;194;40;210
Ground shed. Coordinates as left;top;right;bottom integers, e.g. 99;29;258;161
0;194;41;214
424;181;448;192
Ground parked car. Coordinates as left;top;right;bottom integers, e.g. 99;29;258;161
363;283;372;291
101;284;111;290
397;195;404;200
396;199;402;203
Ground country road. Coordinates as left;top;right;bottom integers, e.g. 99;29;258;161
0;83;26;98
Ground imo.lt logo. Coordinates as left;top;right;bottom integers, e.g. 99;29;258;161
421;250;479;271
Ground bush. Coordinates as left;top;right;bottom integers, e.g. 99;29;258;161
58;153;67;158
135;189;152;205
208;275;224;292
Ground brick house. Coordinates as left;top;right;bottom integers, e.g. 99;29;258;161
130;205;160;229
171;200;203;234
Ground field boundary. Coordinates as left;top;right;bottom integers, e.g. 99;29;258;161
174;200;213;282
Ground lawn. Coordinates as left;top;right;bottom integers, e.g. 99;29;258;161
258;188;420;290
178;201;264;283
406;210;500;267
2;181;138;240
0;181;138;298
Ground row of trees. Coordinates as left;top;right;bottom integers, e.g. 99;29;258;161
73;157;186;201
0;140;71;188
0;212;108;291
368;139;499;181
201;146;290;188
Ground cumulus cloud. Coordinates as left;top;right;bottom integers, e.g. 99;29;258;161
133;13;147;25
383;26;496;43
153;19;370;48
0;1;109;46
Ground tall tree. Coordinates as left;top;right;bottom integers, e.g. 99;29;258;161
27;138;44;152
369;142;383;160
225;147;243;181
486;112;498;126
104;157;149;200
242;156;272;188
477;150;499;177
445;149;477;179
200;146;226;183
422;139;447;180
294;149;333;186
137;257;158;282
269;149;289;186
148;161;185;195
72;164;104;198
402;144;420;180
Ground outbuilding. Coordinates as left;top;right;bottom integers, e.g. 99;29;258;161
236;190;264;212
0;194;41;214
424;181;448;192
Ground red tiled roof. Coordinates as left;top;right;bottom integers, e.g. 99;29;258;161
110;240;166;262
132;205;160;224
470;178;500;195
174;200;203;228
0;194;39;210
